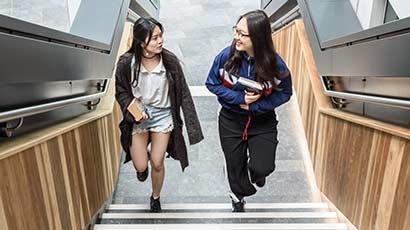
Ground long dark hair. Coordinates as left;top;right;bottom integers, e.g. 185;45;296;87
225;10;280;89
127;17;164;87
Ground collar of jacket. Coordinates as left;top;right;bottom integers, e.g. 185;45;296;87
240;51;255;62
161;48;180;77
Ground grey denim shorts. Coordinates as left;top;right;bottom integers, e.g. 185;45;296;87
132;105;174;135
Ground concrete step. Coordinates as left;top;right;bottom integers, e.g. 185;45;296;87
100;211;338;220
107;202;330;211
95;202;344;228
94;223;347;229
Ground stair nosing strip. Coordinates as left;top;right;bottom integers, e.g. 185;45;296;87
108;203;329;210
101;211;338;219
94;223;347;230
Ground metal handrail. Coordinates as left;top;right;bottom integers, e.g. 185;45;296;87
320;76;410;110
271;6;300;31
127;9;139;23
0;79;110;123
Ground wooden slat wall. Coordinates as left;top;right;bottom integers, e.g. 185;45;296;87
0;111;122;230
0;21;130;229
272;20;410;230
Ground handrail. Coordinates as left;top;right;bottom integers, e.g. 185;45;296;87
127;9;139;23
271;6;300;31
320;76;410;110
0;79;110;123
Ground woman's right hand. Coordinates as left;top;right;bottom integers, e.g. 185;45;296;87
244;91;261;104
136;112;149;122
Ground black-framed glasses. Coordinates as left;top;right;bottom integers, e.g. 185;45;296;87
232;26;250;38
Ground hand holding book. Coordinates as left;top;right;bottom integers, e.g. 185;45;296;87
244;91;261;105
237;77;264;94
127;98;149;122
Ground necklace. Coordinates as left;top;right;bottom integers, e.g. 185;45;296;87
142;53;158;59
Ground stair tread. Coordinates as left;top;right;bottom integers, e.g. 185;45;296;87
101;211;338;219
94;223;347;229
108;203;329;210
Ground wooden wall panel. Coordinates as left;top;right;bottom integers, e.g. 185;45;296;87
390;142;410;230
0;106;122;230
0;147;48;229
272;20;410;230
62;130;91;227
0;195;8;230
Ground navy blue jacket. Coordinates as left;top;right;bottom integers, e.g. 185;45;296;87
205;46;293;115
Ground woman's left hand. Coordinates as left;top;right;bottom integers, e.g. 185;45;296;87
240;104;249;110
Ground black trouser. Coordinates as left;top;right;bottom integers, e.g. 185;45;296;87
218;107;278;201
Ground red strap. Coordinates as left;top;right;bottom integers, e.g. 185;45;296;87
242;115;252;141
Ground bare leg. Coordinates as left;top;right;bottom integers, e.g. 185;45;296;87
149;131;170;198
130;132;149;173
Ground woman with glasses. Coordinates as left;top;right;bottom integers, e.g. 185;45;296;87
205;10;292;212
116;17;203;212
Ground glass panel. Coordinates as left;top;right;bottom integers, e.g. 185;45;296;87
305;0;410;43
305;0;363;42
0;0;123;45
384;1;399;23
386;0;410;21
261;0;272;8
150;0;160;9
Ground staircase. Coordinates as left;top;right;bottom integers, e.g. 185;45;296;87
93;202;347;229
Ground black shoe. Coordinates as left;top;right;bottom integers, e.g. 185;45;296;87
136;168;148;182
150;195;161;213
232;199;245;212
255;177;266;187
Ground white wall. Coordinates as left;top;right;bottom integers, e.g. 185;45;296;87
68;0;82;26
356;0;374;29
350;0;359;11
389;0;410;19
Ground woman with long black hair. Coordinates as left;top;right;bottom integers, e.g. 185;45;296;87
116;17;203;212
206;10;292;212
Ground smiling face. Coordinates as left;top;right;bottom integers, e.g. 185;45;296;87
142;25;163;56
234;17;254;56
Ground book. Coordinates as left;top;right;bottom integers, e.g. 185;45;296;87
127;98;146;121
237;77;265;93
